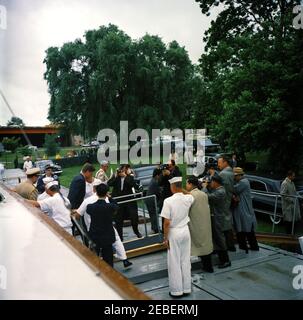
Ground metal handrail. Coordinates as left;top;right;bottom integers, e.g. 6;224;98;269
113;192;143;200
251;190;302;235
113;194;160;239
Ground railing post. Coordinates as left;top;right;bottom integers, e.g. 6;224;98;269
291;197;297;236
153;195;161;235
299;236;303;255
272;195;278;234
141;199;148;238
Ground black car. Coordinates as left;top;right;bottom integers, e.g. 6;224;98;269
245;174;303;224
133;165;158;193
35;160;63;176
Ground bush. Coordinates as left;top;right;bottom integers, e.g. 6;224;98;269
19;146;33;156
43;135;60;156
2;137;20;152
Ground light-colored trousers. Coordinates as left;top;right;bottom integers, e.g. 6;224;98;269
113;227;127;260
168;226;192;296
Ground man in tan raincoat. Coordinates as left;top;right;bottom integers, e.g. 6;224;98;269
186;176;214;272
281;170;302;234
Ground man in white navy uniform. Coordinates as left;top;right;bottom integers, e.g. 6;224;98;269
37;177;54;216
27;181;73;235
73;179;132;268
161;176;194;298
37;177;54;201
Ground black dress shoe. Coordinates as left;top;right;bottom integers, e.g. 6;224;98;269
169;292;183;298
202;267;214;273
239;246;249;254
123;259;133;268
218;261;231;269
135;232;143;238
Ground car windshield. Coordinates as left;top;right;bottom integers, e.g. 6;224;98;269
36;160;53;167
135;167;155;178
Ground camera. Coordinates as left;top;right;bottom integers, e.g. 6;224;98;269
159;164;170;171
116;165;125;174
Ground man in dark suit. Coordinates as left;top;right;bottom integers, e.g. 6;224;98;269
108;165;142;241
158;159;182;210
87;183;118;267
68;163;95;210
145;168;162;233
36;164;59;194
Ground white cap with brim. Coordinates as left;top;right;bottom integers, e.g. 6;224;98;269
26;168;40;176
45;181;59;189
43;177;54;184
169;176;182;184
92;178;102;187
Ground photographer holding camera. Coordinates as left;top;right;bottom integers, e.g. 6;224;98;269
108;164;142;241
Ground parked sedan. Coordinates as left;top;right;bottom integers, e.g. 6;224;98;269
133;165;158;192
35;160;63;176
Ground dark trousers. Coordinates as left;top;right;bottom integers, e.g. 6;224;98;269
115;204;139;241
236;231;259;251
224;229;236;251
145;200;159;232
284;221;298;235
211;216;227;251
95;244;114;267
200;254;213;271
211;216;230;264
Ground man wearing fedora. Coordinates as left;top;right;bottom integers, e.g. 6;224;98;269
233;167;259;251
14;167;40;201
161;176;194;298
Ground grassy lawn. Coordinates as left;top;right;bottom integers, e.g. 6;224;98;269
59;162;122;188
255;216;286;234
0;146;85;169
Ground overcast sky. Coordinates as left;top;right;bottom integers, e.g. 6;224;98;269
0;0;219;126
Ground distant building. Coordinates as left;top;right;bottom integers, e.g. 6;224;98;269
0;125;62;147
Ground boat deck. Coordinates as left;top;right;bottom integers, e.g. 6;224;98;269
115;243;303;300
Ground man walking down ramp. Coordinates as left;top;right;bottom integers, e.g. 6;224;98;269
161;176;194;298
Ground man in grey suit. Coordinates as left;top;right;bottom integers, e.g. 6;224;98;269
218;155;236;251
145;168;162;233
203;174;231;269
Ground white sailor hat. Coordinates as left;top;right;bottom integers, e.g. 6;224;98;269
42;177;54;184
26;168;40;176
92;178;102;187
45;180;59;189
168;176;182;184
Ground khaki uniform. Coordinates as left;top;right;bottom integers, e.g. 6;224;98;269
95;169;109;183
188;188;213;256
15;181;38;201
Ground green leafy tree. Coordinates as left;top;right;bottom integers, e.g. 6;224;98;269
43;135;60;156
7;117;25;127
194;0;303;173
2;137;20;152
44;24;199;140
